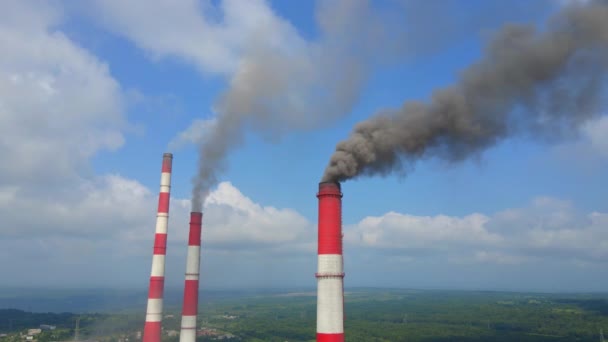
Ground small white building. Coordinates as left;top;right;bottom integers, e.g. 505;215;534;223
27;329;41;336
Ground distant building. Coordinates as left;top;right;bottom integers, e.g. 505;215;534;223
216;333;236;340
27;329;41;336
40;325;56;331
166;330;179;337
196;328;218;337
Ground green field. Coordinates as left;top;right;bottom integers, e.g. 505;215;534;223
1;288;607;341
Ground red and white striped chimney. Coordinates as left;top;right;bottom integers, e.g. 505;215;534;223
179;212;203;342
143;153;173;342
316;181;344;342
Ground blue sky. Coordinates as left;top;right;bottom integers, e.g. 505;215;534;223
1;0;607;292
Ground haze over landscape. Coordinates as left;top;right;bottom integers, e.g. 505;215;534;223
1;0;608;294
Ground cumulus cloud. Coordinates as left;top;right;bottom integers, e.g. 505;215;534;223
203;182;313;250
0;179;315;287
0;0;133;241
0;175;151;239
346;197;608;265
2;168;606;287
89;0;299;75
0;0;142;286
0;0;125;186
346;212;499;250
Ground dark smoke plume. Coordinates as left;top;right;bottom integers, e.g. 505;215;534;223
192;0;486;210
323;1;608;183
191;0;391;210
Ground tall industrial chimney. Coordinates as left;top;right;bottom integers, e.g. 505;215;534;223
316;181;344;342
143;153;173;342
179;212;203;342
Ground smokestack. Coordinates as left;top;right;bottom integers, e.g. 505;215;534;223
143;153;173;342
179;212;203;342
316;181;344;342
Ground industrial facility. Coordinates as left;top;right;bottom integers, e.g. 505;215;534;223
141;154;346;342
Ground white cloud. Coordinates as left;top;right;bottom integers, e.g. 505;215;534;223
0;1;144;285
89;0;301;75
0;0;125;186
0;178;315;286
489;196;582;234
2;165;606;287
345;212;499;249
583;115;608;157
0;0;138;246
346;197;608;265
0;176;312;245
0;175;150;238
203;182;313;250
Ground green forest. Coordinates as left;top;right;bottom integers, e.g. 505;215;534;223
1;289;607;341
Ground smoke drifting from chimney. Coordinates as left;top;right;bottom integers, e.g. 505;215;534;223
189;0;402;211
322;1;608;183
189;0;539;211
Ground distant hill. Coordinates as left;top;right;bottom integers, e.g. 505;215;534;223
0;288;151;313
0;309;75;333
0;287;314;313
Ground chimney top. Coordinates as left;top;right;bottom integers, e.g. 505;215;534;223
318;181;341;191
